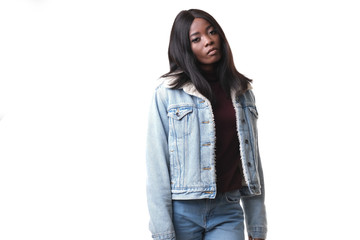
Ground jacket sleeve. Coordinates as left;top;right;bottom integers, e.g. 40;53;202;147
146;87;176;240
241;156;267;239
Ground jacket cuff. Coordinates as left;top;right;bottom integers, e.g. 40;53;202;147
152;231;176;240
248;226;267;239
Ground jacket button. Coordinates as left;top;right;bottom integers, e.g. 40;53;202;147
245;139;249;144
241;119;246;123
247;162;251;167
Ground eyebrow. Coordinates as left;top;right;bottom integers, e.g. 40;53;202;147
190;25;213;37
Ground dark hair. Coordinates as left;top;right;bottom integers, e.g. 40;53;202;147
162;9;252;101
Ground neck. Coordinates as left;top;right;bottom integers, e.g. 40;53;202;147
200;68;218;83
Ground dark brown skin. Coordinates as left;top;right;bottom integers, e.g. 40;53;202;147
189;18;222;73
249;237;264;240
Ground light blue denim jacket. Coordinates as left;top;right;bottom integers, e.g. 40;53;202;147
146;77;267;240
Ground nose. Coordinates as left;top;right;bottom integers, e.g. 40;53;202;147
204;35;214;47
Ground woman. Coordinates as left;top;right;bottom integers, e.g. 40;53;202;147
146;9;267;240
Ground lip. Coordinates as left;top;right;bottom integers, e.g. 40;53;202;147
207;48;218;56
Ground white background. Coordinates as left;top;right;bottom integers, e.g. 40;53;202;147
1;0;359;239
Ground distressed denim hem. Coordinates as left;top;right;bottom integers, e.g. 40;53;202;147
248;226;267;239
152;231;176;240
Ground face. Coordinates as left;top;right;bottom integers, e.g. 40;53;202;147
189;18;222;72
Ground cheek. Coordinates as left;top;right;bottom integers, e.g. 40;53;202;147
191;45;204;60
215;36;221;47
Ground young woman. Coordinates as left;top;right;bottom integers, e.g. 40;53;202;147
146;9;267;240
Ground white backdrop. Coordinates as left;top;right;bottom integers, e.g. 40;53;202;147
1;0;359;239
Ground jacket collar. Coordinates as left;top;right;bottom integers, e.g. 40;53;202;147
161;75;252;103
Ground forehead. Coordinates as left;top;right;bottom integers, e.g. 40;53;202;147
189;18;212;35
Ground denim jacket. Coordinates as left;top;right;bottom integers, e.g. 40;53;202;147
146;77;267;240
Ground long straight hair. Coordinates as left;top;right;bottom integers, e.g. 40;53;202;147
162;9;252;101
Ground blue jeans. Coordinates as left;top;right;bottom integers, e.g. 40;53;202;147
172;189;245;240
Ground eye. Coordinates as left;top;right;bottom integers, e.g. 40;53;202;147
191;37;200;43
209;29;217;35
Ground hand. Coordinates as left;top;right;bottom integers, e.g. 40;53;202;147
249;237;264;240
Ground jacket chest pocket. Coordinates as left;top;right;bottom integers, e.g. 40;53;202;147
248;106;258;119
167;106;193;138
243;105;259;143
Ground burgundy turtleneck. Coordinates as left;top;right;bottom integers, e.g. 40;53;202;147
209;80;243;193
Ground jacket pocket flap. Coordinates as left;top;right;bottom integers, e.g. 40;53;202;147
168;107;193;120
248;106;259;118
